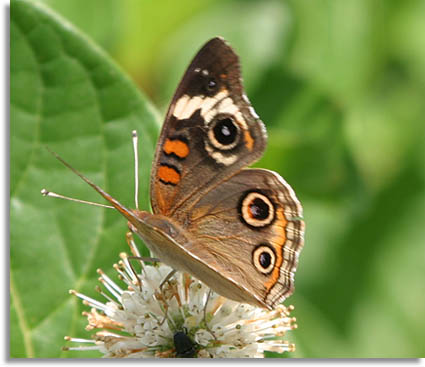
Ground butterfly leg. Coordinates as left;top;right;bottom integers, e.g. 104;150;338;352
127;255;160;263
125;230;160;281
157;269;178;326
124;230;161;290
159;269;177;290
127;223;176;289
126;231;160;262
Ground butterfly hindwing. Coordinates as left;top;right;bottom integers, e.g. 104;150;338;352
184;168;304;308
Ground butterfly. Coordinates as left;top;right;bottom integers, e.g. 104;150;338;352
48;37;304;310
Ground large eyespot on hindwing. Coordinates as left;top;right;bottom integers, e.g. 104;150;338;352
207;114;240;150
252;244;276;275
239;191;275;228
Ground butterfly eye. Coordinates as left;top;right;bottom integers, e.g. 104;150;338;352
208;116;240;150
239;191;275;228
252;245;276;274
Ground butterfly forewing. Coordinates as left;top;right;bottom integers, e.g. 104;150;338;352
150;37;267;218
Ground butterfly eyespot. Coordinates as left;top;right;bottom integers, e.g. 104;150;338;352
203;76;219;95
259;251;271;268
207;77;217;90
249;198;270;220
253;245;275;274
214;118;237;144
239;191;275;228
208;116;240;150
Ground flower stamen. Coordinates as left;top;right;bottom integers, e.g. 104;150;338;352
65;251;298;358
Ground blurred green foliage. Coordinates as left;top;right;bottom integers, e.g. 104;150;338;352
11;0;425;358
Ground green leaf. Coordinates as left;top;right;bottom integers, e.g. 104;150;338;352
10;0;160;357
40;0;123;54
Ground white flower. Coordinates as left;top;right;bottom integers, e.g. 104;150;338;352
64;241;297;358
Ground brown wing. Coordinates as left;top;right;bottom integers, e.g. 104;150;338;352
150;37;267;218
183;168;305;308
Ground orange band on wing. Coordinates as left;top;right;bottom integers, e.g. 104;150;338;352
163;139;190;159
244;131;254;151
265;208;287;292
158;165;181;185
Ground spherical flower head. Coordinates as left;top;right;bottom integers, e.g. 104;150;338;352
65;248;297;358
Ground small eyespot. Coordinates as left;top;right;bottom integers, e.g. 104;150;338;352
253;245;276;274
207;78;217;91
207;116;240;150
240;192;275;228
259;251;271;268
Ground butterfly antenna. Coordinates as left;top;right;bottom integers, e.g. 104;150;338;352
132;130;139;210
43;147;142;227
40;189;114;209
